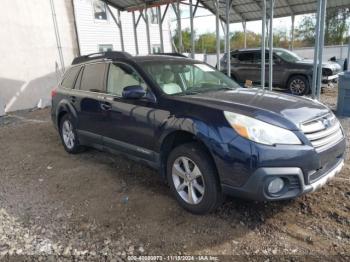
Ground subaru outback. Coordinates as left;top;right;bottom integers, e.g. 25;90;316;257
51;51;346;214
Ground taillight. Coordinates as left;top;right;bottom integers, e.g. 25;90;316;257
51;87;57;98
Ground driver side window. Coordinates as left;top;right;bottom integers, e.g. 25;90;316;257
107;63;147;97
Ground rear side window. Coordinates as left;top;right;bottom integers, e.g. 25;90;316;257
80;63;107;93
61;66;81;89
238;52;255;63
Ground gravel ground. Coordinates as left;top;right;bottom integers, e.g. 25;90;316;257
0;88;349;261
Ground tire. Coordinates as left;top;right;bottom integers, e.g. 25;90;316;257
59;114;83;154
287;75;310;96
166;142;222;214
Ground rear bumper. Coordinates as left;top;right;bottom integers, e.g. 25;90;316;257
222;157;345;201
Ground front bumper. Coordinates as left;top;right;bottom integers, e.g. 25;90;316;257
222;157;345;201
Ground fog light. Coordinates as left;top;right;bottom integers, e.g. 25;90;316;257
267;178;285;195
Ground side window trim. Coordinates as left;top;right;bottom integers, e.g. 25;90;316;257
74;66;84;90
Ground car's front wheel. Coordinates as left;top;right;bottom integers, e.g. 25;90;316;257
287;75;310;96
167;143;222;214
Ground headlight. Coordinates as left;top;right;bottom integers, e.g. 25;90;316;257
223;111;301;145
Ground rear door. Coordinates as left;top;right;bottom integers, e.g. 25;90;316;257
75;62;108;146
235;51;260;83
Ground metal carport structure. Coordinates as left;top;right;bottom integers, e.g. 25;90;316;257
102;0;350;100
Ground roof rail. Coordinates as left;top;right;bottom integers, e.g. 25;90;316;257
71;51;132;65
153;53;188;58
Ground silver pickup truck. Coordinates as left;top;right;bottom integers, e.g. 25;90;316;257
220;48;342;95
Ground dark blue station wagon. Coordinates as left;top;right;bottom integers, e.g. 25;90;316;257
51;52;346;214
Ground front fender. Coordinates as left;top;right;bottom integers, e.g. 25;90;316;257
155;115;238;154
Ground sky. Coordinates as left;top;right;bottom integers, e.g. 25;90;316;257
167;2;309;37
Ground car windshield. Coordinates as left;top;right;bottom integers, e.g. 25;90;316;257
141;61;240;95
275;49;303;63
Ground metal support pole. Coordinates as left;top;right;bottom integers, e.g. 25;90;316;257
312;0;322;99
107;5;125;52
145;9;151;54
118;10;124;52
50;0;65;73
225;0;231;77
268;0;274;91
347;29;350;72
157;6;164;53
132;12;139;54
243;21;247;48
290;15;295;50
215;0;220;71
189;0;195;58
316;0;327;100
261;0;266;89
177;0;182;53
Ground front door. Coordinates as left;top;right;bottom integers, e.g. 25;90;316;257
100;62;159;162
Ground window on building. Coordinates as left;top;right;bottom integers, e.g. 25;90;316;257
148;8;159;24
107;63;147;97
93;0;107;20
152;45;161;54
80;63;107;92
99;44;113;52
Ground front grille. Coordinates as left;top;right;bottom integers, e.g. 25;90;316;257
322;68;333;77
307;158;341;184
300;113;344;152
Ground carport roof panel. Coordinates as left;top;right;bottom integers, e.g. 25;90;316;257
103;0;350;22
102;0;178;11
200;0;350;23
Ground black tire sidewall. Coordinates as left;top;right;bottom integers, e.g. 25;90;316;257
288;75;310;95
59;114;81;154
166;143;222;214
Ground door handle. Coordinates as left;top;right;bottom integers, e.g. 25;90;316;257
100;102;112;111
70;96;76;103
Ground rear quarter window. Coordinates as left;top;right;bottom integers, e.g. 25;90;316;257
80;63;107;93
61;66;81;89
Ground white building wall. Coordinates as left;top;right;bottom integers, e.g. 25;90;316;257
73;0;173;55
0;0;79;113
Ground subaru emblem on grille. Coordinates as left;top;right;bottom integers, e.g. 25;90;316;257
322;118;331;128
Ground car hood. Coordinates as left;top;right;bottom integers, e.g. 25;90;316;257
177;88;330;130
295;59;342;71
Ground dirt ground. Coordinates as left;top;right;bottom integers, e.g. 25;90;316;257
0;88;349;261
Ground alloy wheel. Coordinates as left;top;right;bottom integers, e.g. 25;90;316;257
172;156;205;205
290;79;306;95
62;120;75;150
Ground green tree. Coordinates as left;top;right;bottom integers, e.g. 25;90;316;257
195;33;217;53
295;7;350;46
173;28;192;53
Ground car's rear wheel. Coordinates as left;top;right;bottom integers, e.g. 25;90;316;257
167;143;222;214
59;114;83;154
287;75;310;96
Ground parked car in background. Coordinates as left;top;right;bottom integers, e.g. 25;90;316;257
220;48;342;95
52;52;346;214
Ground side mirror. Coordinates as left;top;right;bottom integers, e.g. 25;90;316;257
122;85;146;99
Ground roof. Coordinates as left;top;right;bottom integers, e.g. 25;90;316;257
201;0;350;23
103;0;350;23
102;0;178;11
